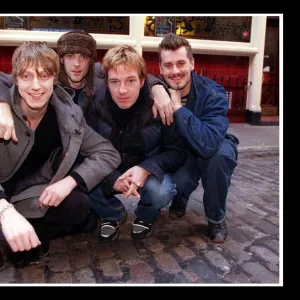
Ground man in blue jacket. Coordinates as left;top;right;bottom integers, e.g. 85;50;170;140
152;33;239;243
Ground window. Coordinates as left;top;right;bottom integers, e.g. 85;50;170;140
144;16;252;42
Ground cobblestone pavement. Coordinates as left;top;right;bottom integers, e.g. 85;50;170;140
0;149;280;285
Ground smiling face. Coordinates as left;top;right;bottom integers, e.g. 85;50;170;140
60;53;91;88
17;66;55;115
159;46;194;96
107;64;145;109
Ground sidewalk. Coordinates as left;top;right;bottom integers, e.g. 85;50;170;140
0;124;281;285
228;123;279;153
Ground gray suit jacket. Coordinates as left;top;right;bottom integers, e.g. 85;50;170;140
0;84;121;218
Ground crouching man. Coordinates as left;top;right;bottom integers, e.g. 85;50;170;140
0;41;121;269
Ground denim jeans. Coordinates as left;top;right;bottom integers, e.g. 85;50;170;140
88;174;176;224
172;138;238;224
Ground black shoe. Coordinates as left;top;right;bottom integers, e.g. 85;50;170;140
100;211;127;241
66;212;98;235
24;241;50;265
207;220;228;243
131;217;152;240
169;201;186;219
0;249;5;271
40;241;50;258
7;250;26;266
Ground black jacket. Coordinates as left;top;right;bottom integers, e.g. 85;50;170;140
86;82;187;195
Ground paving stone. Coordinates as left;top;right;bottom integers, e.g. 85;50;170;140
128;261;154;283
182;271;201;283
91;243;114;259
110;240;140;261
70;248;91;270
224;272;251;284
249;246;279;265
242;262;279;283
186;236;207;250
188;259;223;283
142;236;165;254
48;253;71;272
204;251;231;273
21;264;45;283
49;272;73;284
221;238;252;263
74;267;96;283
264;239;279;255
99;258;123;278
172;244;196;261
49;238;67;254
155;252;181;274
0;265;15;283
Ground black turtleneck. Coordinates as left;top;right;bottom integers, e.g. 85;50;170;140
105;82;149;128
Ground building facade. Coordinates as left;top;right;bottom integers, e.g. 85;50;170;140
0;15;280;124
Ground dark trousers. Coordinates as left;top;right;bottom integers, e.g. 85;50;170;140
28;189;90;243
172;138;238;223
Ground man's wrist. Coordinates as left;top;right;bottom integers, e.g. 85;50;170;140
0;200;14;223
173;104;182;111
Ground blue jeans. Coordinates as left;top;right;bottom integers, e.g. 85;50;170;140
88;174;176;224
172;139;238;224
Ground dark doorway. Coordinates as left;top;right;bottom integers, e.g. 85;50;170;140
261;16;280;117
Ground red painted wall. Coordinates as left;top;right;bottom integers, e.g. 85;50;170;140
0;46;249;122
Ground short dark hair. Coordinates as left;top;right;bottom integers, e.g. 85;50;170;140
158;33;193;63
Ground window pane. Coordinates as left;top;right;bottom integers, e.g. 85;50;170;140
144;16;252;42
0;16;130;35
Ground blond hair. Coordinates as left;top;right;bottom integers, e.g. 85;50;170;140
102;45;147;82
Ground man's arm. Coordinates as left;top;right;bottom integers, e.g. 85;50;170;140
0;187;41;252
0;72;13;102
70;115;121;192
0;72;18;141
169;86;229;158
147;74;174;126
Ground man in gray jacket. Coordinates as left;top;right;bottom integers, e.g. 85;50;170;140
0;41;121;268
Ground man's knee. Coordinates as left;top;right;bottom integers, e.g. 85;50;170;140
208;141;238;174
142;175;176;208
61;190;90;224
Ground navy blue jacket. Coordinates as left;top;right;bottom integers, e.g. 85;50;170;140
86;82;187;195
170;71;239;158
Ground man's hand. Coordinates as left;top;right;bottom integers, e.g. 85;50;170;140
123;182;140;199
113;177;132;193
39;176;77;207
0;102;18;142
151;85;174;125
0;204;41;252
168;88;182;112
119;166;151;188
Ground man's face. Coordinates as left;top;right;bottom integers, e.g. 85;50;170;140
107;65;144;109
159;46;194;95
17;66;54;113
60;53;91;88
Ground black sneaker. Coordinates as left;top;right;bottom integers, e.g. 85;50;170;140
100;211;127;241
207;220;228;243
131;217;152;240
169;201;186;219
